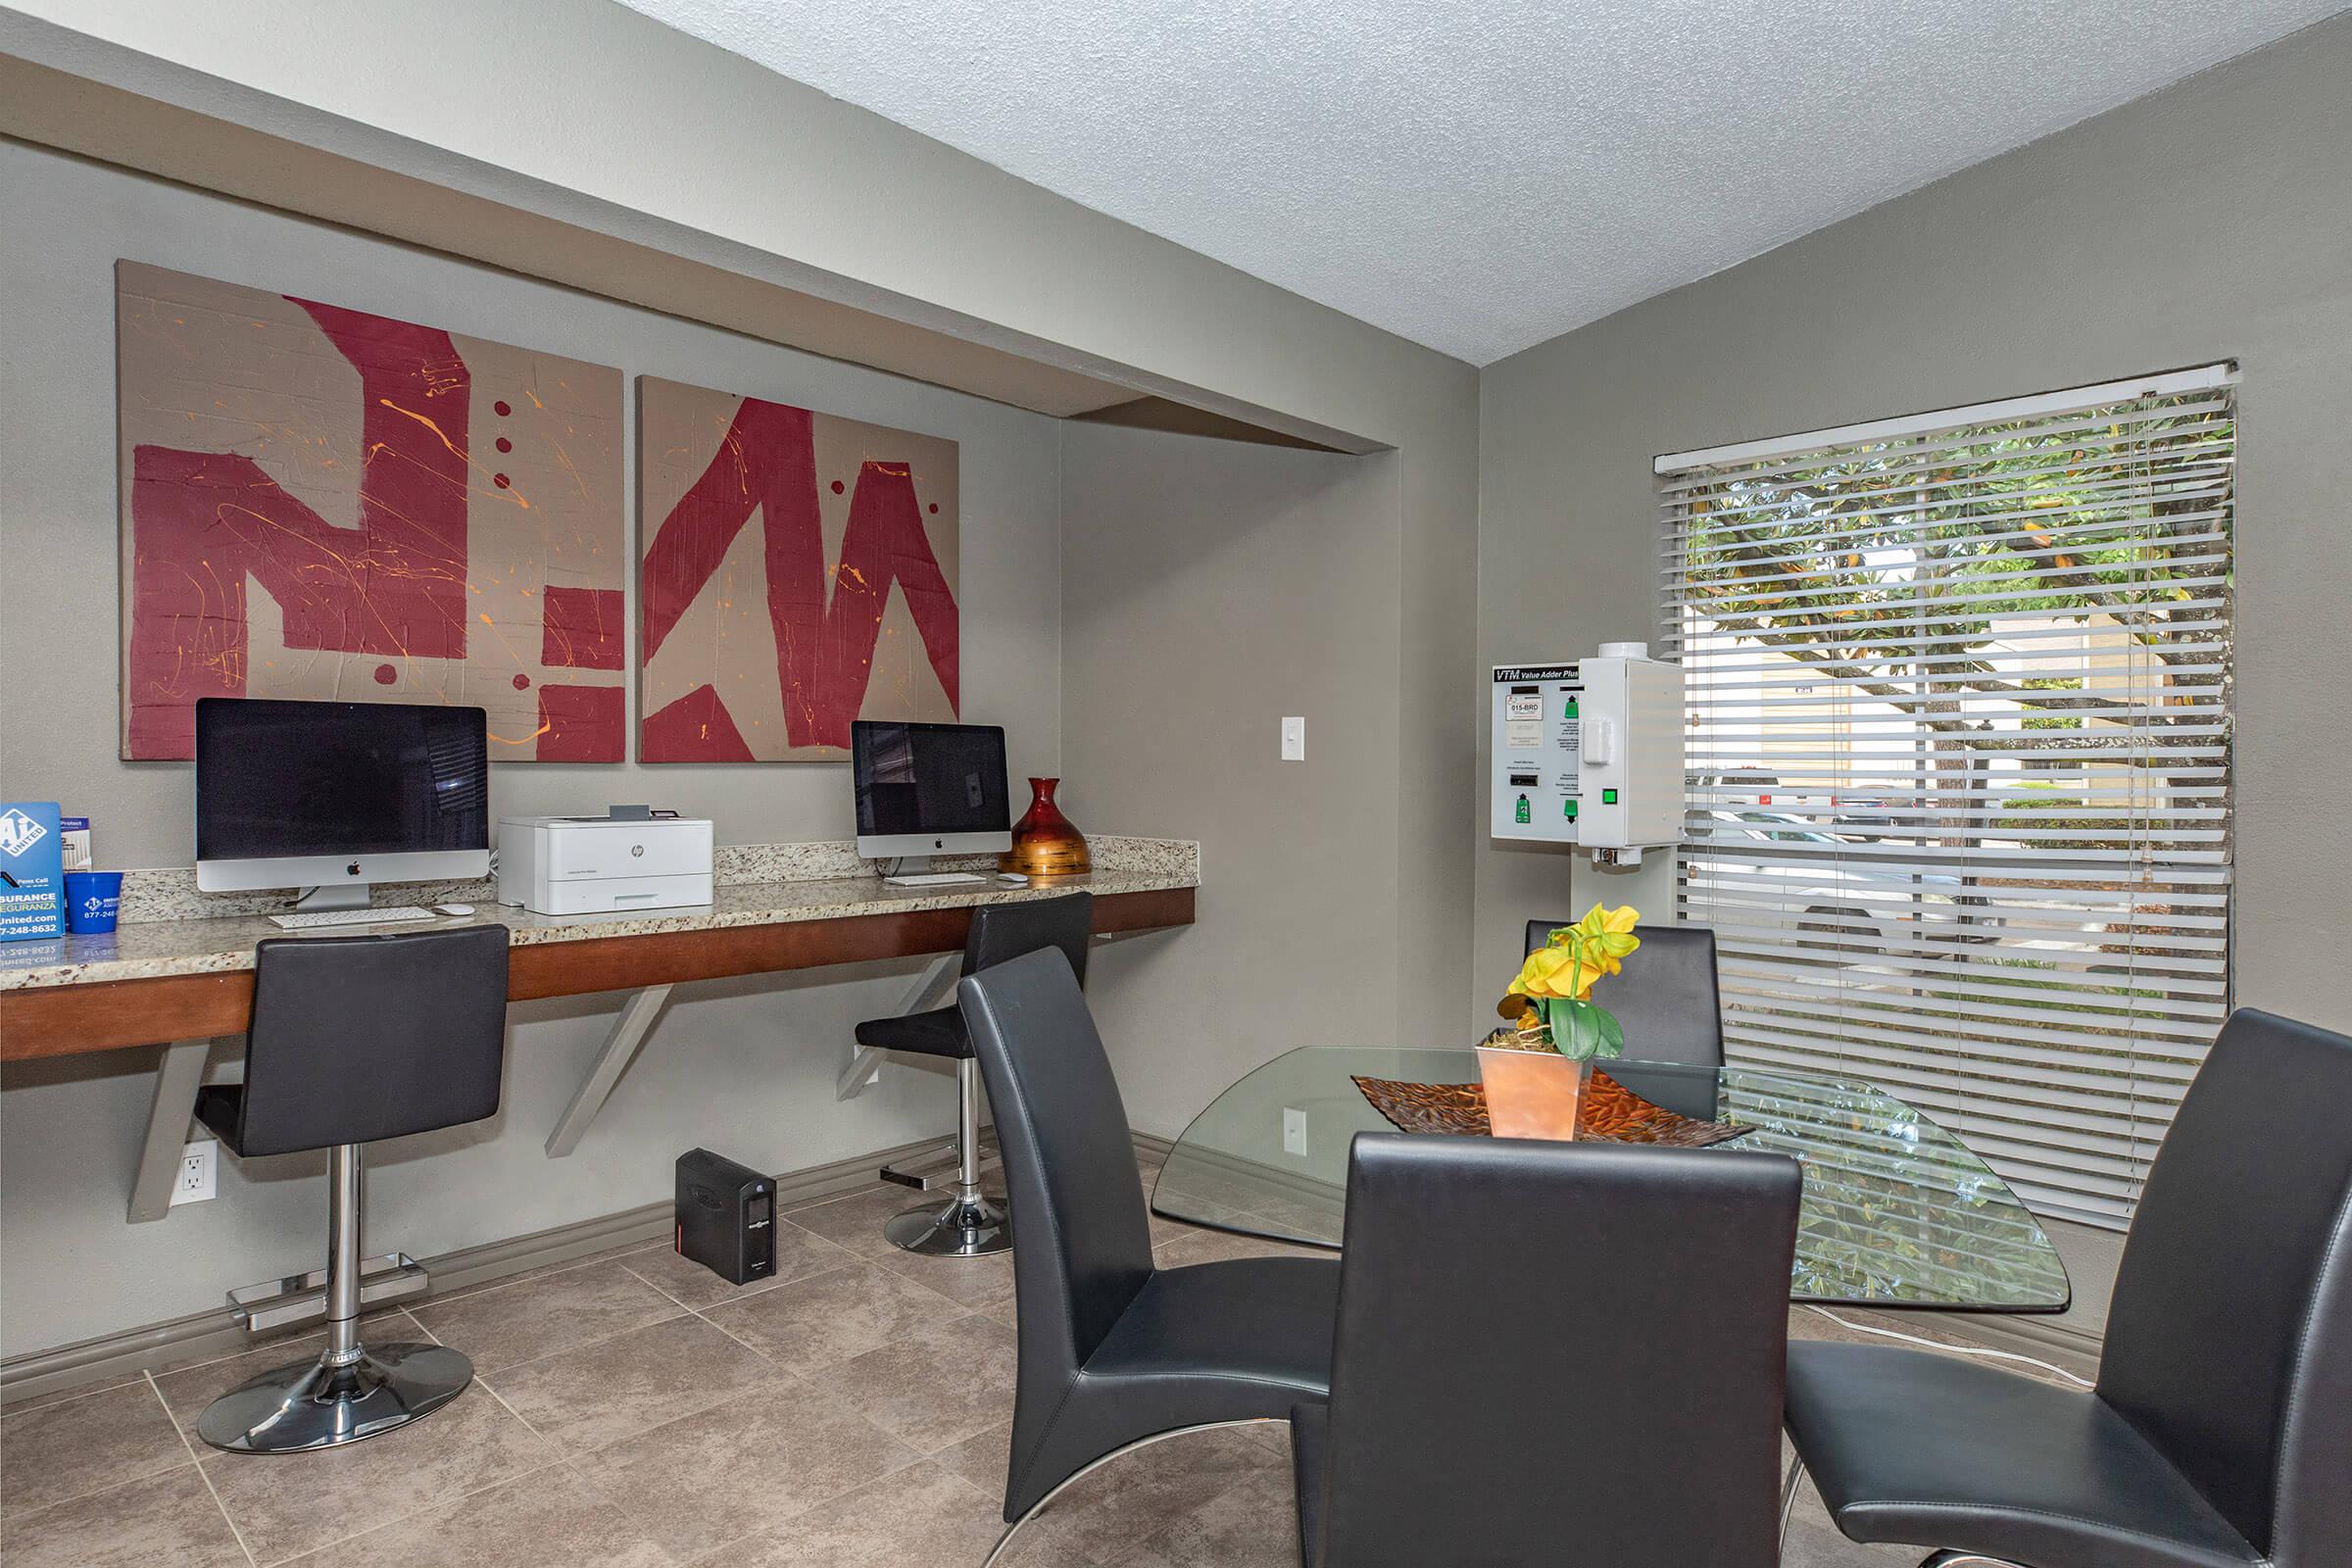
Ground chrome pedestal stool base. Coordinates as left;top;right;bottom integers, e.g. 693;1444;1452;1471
886;1190;1012;1256
196;1341;473;1453
884;1054;1011;1256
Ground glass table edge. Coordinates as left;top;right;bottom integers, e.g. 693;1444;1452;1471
1150;1048;2075;1315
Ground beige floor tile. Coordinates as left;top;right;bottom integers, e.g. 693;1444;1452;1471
0;1465;246;1568
423;1239;668;1304
821;1312;1018;1454
687;1459;1013;1568
276;1461;666;1568
412;1261;686;1374
781;1178;897;1216
699;1262;965;1378
152;1310;430;1428
618;1221;858;1310
1151;1229;1332;1269
1146;1161;1266;1216
1240;1419;1293;1459
1110;1472;1298;1568
575;1380;922;1562
1146;1199;1246;1250
1011;1423;1282;1568
201;1386;555;1564
0;1379;142;1416
1782;1509;1917;1566
777;1183;951;1261
937;1420;1014;1494
0;1379;191;1513
1229;1196;1344;1247
481;1314;786;1456
871;1243;1018;1313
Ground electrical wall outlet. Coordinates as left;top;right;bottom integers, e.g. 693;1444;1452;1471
171;1139;217;1205
1280;716;1305;761
1282;1105;1309;1157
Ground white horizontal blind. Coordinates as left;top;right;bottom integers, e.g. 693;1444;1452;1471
1659;369;2236;1227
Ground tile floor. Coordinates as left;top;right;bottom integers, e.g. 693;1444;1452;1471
0;1155;2028;1566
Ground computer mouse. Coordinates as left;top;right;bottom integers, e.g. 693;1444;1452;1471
434;903;475;916
995;872;1029;885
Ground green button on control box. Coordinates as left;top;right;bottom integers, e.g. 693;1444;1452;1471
1601;788;1619;805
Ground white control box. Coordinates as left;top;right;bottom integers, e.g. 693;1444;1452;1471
497;815;714;916
1490;647;1683;858
1574;651;1685;854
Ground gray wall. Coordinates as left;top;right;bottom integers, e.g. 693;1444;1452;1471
1474;18;2352;1339
0;140;1068;1356
1058;423;1406;1137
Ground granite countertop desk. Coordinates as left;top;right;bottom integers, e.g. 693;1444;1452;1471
0;836;1198;1220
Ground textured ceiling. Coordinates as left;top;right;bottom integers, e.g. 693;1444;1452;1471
614;0;2344;365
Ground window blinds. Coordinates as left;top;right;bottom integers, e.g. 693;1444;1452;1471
1657;366;2236;1227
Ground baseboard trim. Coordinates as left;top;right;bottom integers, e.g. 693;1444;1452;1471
0;1132;947;1409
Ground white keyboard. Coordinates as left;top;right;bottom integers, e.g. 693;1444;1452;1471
880;871;988;888
268;906;438;931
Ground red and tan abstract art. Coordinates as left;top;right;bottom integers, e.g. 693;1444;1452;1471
117;262;626;760
637;376;959;761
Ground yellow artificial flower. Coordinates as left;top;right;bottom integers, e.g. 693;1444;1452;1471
1507;944;1592;1001
1514;905;1642;1002
1569;903;1642;980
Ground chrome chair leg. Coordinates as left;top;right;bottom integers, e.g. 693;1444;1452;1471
982;1420;1279;1568
1780;1453;1804;1548
1920;1555;2030;1567
885;1057;1011;1257
196;1146;473;1453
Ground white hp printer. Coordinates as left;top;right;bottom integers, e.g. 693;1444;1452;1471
497;813;713;916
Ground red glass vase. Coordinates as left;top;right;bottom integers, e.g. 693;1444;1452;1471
1001;777;1091;878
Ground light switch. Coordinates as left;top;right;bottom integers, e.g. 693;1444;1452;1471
1283;1106;1309;1156
1281;716;1305;761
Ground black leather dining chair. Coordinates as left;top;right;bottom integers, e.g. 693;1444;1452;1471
854;891;1093;1256
1784;1007;2352;1568
956;948;1342;1563
1526;917;1725;1067
193;924;510;1453
1290;1133;1802;1568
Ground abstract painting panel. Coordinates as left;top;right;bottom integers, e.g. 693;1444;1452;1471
117;262;626;760
637;376;959;761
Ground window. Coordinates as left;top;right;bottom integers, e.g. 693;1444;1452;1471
1658;366;2235;1227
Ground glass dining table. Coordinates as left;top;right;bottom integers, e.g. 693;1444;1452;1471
1152;1047;2071;1312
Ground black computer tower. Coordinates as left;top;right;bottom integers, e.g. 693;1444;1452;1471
674;1149;776;1285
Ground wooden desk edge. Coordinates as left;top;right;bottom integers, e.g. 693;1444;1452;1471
0;885;1195;1061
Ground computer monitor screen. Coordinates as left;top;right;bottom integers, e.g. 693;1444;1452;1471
195;698;489;894
851;721;1011;858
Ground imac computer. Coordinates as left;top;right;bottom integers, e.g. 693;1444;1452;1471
851;720;1010;885
196;698;491;919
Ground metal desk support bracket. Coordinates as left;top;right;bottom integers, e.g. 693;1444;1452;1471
545;985;672;1157
835;956;958;1102
128;1038;215;1223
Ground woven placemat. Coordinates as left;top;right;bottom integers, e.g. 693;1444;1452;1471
1350;1069;1752;1148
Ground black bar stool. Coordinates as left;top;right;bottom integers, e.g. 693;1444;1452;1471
192;924;510;1453
855;892;1092;1256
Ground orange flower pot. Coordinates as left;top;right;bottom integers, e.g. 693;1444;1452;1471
1475;1046;1592;1141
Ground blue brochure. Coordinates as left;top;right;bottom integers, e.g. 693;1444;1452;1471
0;802;67;940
